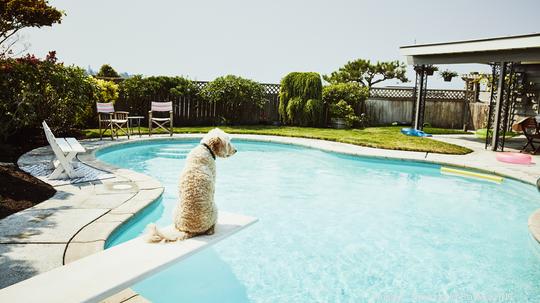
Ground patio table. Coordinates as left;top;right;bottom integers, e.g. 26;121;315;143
127;116;144;138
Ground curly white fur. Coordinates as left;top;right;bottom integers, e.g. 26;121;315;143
145;128;236;243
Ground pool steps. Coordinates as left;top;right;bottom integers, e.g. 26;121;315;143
158;147;193;152
155;152;187;159
0;212;257;303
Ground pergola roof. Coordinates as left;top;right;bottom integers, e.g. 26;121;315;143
399;33;540;151
400;33;540;65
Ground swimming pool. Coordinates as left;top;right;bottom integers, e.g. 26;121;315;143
98;139;540;302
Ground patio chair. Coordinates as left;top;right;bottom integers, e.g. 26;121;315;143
149;101;174;136
42;121;86;179
96;102;130;140
519;117;540;154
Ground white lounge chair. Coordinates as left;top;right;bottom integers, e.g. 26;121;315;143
42;121;86;179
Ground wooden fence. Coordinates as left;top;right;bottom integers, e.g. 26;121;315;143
367;87;488;129
115;82;280;126
115;82;488;129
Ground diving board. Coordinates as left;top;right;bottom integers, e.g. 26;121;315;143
0;212;257;303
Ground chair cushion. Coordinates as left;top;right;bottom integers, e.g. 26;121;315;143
151;117;171;122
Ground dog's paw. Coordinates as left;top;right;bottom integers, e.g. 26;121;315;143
146;235;163;243
145;223;163;243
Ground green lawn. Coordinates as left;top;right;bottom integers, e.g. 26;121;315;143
424;127;470;135
474;128;519;139
83;126;472;155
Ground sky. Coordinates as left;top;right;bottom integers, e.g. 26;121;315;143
20;0;540;89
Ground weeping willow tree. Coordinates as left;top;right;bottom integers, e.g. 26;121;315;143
279;72;323;126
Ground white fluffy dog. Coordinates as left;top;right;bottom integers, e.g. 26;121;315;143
146;128;236;243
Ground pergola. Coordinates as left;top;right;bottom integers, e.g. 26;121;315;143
399;33;540;151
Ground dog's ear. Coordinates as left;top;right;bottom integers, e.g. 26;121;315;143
208;136;223;155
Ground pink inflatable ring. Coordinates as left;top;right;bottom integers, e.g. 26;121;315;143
496;152;533;165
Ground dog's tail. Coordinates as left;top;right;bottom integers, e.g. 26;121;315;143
145;223;188;243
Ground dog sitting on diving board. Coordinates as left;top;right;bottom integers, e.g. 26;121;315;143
146;128;237;242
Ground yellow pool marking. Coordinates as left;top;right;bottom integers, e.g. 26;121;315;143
440;167;503;183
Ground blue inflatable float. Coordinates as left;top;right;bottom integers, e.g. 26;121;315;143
400;128;432;137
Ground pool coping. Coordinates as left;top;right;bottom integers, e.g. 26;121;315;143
7;133;540;302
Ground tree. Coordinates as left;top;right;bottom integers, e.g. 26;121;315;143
323;59;408;88
0;0;64;57
278;72;323;126
96;64;120;78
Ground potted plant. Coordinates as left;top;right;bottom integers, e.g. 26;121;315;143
424;65;438;76
329;100;359;129
414;64;438;76
440;70;458;82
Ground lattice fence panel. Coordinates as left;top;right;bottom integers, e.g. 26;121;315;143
370;87;465;101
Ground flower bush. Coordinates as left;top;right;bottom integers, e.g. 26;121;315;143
0;52;97;141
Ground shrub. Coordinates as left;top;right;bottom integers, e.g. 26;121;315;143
279;72;323;126
144;76;199;98
92;78;119;103
119;75;198;99
323;82;369;128
201;75;265;124
322;82;368;107
73;78;120;127
329;100;359;128
0;52;97;141
118;75;199;115
118;75;144;96
169;77;199;97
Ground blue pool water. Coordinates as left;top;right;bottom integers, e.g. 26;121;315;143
98;139;540;302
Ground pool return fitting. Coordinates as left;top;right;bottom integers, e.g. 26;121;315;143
440;167;503;183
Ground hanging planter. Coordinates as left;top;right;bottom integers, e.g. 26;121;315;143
440;70;458;82
414;64;438;76
424;65;438;76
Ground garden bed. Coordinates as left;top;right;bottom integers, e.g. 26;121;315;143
0;165;56;219
0;130;58;218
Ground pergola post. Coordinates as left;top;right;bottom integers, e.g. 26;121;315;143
491;62;507;150
462;73;482;131
412;65;429;130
